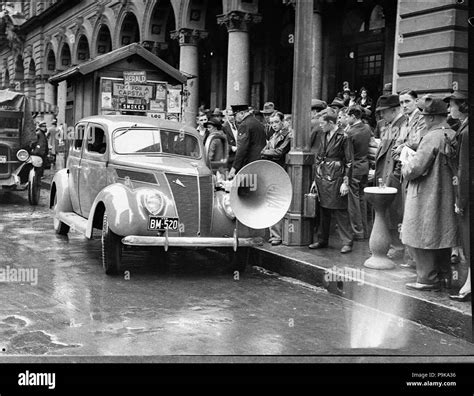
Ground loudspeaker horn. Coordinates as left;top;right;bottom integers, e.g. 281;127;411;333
229;160;293;229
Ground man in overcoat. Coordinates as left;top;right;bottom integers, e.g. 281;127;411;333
308;109;354;254
346;105;371;239
401;97;459;291
228;105;267;179
374;94;407;260
261;111;292;246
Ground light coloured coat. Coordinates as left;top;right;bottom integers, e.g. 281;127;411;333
401;122;459;249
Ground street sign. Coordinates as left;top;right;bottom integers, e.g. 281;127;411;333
123;71;147;84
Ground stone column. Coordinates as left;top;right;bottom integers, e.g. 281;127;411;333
171;28;207;127
218;11;262;107
283;0;315;246
312;1;323;100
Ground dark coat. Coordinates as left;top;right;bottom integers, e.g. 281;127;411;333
208;131;227;162
347;121;371;177
222;120;237;167
374;113;407;229
356;96;373;110
261;126;292;167
31;131;48;159
401;123;459;249
455;118;469;211
233;113;267;171
314;127;353;210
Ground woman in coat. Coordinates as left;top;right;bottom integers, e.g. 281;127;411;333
445;91;470;301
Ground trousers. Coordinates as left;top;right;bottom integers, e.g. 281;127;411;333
410;247;451;285
317;206;353;246
348;174;368;238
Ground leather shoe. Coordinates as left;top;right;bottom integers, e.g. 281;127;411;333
340;245;352;254
449;291;471;302
406;282;441;291
268;237;276;243
308;242;327;249
271;240;282;246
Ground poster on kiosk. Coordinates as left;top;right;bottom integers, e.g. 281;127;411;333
99;70;183;122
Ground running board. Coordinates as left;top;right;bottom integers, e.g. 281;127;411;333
57;212;89;236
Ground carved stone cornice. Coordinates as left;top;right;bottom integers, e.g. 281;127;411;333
170;28;208;46
217;11;262;32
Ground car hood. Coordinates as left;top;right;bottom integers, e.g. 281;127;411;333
110;155;212;177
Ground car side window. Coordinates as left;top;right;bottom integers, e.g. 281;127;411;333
74;124;86;150
86;126;107;155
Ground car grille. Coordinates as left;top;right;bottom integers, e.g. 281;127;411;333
165;173;213;237
0;145;10;178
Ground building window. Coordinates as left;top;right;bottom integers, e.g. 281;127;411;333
358;54;382;76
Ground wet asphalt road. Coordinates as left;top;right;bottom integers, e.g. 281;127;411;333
1;187;474;356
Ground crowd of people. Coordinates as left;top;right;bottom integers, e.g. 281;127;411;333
196;85;469;301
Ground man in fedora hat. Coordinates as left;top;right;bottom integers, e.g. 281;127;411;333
260;102;277;140
374;94;407;260
330;97;345;111
401;96;458;291
228;104;266;180
222;108;238;169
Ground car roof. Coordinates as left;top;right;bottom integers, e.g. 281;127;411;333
78;115;198;135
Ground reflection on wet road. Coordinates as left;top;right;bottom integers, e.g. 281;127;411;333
1;188;474;356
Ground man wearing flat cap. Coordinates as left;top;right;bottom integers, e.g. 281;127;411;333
228;104;267;180
401;96;458;292
374;94;407;260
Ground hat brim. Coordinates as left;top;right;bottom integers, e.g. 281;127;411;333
375;104;399;112
330;103;345;108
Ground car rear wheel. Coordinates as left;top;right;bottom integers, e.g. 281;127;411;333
52;193;70;235
101;212;122;275
28;169;41;205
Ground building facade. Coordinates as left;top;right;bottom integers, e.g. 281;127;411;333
0;0;469;126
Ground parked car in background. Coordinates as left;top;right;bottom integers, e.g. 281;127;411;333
0;90;43;205
50;115;292;275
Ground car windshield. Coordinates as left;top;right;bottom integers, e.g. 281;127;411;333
113;128;200;158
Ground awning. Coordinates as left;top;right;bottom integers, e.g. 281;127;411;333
28;97;58;114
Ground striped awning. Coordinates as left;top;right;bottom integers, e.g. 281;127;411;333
28;97;58;114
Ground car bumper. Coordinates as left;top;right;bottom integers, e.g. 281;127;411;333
121;235;264;251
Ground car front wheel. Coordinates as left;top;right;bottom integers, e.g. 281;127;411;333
101;212;122;275
52;193;70;235
28;169;41;205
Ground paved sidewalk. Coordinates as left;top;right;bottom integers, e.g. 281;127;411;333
41;167;473;342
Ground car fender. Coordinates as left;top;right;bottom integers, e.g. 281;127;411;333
50;169;73;212
86;183;144;238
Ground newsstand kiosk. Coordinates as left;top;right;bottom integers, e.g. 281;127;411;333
49;43;189;162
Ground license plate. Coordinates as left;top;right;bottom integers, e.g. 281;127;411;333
0;156;6;163
148;217;179;231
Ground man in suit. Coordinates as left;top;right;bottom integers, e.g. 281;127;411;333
346;105;371;239
261;111;292;246
374;94;407;260
261;102;277;140
228;104;267;179
222;108;238;169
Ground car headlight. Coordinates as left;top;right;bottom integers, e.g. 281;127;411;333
16;149;29;162
142;190;165;215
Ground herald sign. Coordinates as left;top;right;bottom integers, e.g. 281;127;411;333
123;71;147;84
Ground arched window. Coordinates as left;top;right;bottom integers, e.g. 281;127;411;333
60;43;71;68
119;13;140;47
46;49;56;72
77;35;90;62
96;25;112;55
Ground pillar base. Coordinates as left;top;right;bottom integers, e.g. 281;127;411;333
364;255;396;270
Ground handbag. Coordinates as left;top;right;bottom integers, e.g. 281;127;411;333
303;184;319;218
